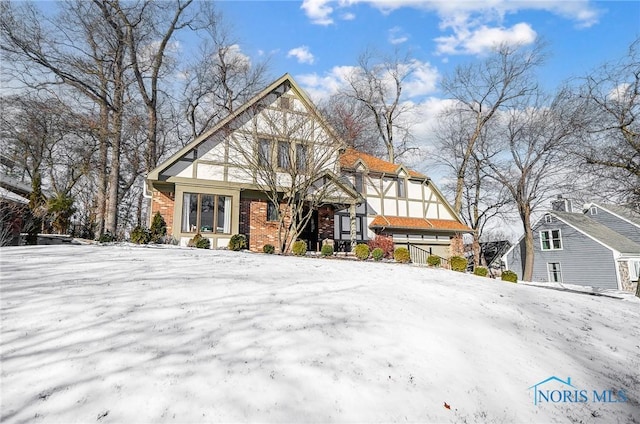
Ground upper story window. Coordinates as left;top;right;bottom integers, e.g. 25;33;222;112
397;178;406;198
590;206;598;215
296;144;307;171
544;215;553;223
540;229;562;250
280;96;290;109
258;139;271;166
278;141;291;169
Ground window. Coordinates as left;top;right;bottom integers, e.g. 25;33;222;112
590;206;598;215
630;260;640;281
278;141;291;169
182;193;231;234
354;173;363;193
544;215;552;223
547;262;563;283
397;178;406;198
280;96;290;109
267;201;279;222
296;144;307;171
540;229;562;250
258;139;271;166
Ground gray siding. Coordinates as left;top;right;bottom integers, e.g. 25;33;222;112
506;216;618;289
588;207;640;245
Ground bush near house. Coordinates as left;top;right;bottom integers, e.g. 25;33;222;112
292;240;307;256
188;233;210;249
501;270;518;283
354;243;370;260
394;247;411;263
130;226;151;244
98;231;115;243
427;255;441;267
473;266;489;277
450;256;467;272
321;244;334;257
149;212;167;243
371;247;384;261
367;235;394;258
228;234;247;251
263;244;275;254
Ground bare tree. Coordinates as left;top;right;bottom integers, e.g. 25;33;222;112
182;4;270;139
319;95;383;157
111;0;194;172
432;108;512;266
479;90;580;281
339;48;417;163
570;38;640;207
228;100;353;253
440;42;545;214
0;1;131;236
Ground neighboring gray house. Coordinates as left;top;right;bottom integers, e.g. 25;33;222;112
502;198;640;292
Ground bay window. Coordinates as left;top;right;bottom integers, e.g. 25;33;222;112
182;193;231;234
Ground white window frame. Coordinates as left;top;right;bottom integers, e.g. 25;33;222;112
590;206;598;215
540;229;563;251
544;215;552;223
547;262;563;283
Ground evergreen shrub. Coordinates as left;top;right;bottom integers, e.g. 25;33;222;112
354;243;370;260
427;255;441;267
450;256;468;272
473;266;489;277
501;270;518;283
228;234;247;251
394;247;411;263
292;240;307;256
321;244;334;257
263;244;275;254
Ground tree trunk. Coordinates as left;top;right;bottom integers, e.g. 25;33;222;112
95;103;109;237
521;206;535;281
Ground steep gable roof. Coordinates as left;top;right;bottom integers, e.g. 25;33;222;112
339;149;426;179
147;73;343;182
587;203;640;228
552;211;640;255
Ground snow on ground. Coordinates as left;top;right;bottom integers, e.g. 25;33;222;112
1;244;639;424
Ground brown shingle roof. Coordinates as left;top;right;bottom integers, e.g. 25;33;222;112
370;215;471;232
340;149;426;178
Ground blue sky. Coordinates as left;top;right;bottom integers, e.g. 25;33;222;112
205;0;639;100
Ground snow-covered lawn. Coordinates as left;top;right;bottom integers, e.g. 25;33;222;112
1;245;639;423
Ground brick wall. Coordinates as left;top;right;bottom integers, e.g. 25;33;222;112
243;199;289;253
151;189;175;235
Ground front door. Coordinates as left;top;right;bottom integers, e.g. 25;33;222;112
300;210;319;252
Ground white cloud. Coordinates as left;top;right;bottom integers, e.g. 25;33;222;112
388;26;409;45
299;1;600;55
435;22;537;55
296;65;360;101
301;0;334;25
296;58;438;103
287;46;316;65
341;12;356;21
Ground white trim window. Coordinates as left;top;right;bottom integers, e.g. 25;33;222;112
547;262;563;283
630;260;640;282
182;193;231;234
540;229;562;250
590;206;598;215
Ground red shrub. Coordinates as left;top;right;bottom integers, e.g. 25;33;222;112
367;235;394;258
